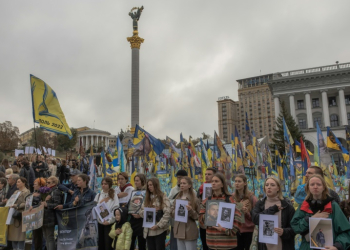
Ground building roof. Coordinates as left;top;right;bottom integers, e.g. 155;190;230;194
78;128;111;135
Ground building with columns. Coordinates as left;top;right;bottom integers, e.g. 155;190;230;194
75;127;117;151
268;62;350;165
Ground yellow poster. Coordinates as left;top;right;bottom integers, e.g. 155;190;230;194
0;207;9;246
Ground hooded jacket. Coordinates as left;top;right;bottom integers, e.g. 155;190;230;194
109;207;133;250
291;196;350;250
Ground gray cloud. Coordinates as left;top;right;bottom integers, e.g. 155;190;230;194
1;0;350;141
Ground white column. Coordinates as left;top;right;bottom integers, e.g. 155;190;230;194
338;87;348;126
288;94;297;122
85;136;88;150
96;136;99;146
106;137;109;148
273;95;280;121
304;91;313;129
321;90;330;127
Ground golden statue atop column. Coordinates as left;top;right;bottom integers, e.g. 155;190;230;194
127;6;144;49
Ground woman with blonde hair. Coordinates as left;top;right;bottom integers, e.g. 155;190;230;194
252;176;295;250
139;178;171;250
291;174;350;250
171;176;200;250
233;174;257;250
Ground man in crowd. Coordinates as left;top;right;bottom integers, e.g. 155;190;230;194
168;169;188;250
13;153;24;166
197;167;217;250
32;155;48;178
19;159;35;192
294;166;340;206
58;169;81;204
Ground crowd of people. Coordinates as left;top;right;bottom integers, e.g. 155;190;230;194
0;154;350;250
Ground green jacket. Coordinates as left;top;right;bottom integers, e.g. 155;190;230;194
291;200;350;250
109;222;133;250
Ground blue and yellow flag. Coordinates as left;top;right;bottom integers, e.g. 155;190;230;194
30;75;72;138
327;127;349;162
133;125;165;155
234;126;244;171
245;113;256;163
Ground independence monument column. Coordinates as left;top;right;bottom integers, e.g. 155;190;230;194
127;6;144;131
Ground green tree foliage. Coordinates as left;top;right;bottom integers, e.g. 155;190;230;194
271;100;304;154
28;127;58;149
0;121;20;152
56;128;78;152
118;129;125;141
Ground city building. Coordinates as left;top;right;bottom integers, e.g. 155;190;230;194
217;97;239;142
217;74;275;143
75;127;117;151
19;128;56;146
268;61;350;165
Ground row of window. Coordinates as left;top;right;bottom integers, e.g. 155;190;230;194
297;96;350;109
298;113;350;129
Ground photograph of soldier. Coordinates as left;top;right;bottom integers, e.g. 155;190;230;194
77;208;97;248
146;211;154;223
263;220;274;237
205;186;212;199
205;201;219;226
99;205;109;219
316;229;325;247
220;208;231;222
177;204;185;217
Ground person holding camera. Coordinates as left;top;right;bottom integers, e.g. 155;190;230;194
139;178;171;250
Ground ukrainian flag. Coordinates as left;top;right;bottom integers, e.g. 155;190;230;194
30;75;72;138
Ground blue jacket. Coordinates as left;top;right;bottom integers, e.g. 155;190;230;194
64;187;96;209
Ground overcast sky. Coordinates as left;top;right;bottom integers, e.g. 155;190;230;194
1;0;350;141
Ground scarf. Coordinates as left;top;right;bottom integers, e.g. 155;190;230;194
120;183;133;192
265;196;282;250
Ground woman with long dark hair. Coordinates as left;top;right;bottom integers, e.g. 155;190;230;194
291;175;350;250
233;174;257;250
171;176;200;250
139;178;171;250
252;177;295;250
199;173;244;250
94;177;119;250
129;174;147;250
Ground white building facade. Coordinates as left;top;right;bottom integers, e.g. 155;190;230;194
76;128;116;151
268;62;350;165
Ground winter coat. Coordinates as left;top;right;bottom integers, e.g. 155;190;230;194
8;188;31;242
19;164;35;186
291;198;350;250
339;199;350;220
6;184;18;199
32;161;48;178
43;186;63;227
138;193;171;238
251;197;296;250
64;187;96;209
0;165;5;173
109;222;132;250
171;194;200;241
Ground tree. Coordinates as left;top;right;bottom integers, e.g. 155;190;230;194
28;127;58;149
56;128;78;152
271;100;304;154
202;132;211;139
0;121;20;152
118;129;125;142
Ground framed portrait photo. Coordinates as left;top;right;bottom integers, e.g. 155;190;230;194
174;199;189;223
128;190;146;214
94;201;112;222
309;218;333;249
216;202;235;229
202;183;212;200
259;214;278;245
205;199;225;227
143;207;156;228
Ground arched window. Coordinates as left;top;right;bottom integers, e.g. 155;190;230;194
297;113;307;130
330;114;338;127
313;112;323;128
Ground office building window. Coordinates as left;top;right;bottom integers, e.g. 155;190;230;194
299;119;307;129
297;100;304;109
329;97;337;106
346;95;350;105
314;117;322;128
312;98;320;108
330;114;338;127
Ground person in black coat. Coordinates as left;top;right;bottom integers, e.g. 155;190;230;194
32;155;48;178
19;160;35;192
251;177;295;250
58;160;70;184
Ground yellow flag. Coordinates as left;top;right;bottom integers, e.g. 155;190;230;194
0;207;9;246
30;75;72;138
